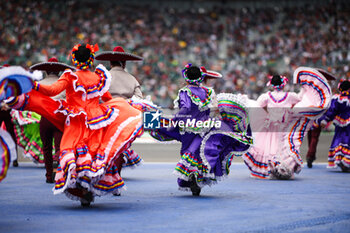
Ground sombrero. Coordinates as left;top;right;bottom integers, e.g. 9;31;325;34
201;66;223;79
30;57;75;73
95;46;143;61
316;68;336;81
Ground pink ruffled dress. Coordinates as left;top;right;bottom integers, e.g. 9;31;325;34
244;67;332;179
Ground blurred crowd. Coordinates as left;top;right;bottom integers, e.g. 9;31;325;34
1;0;349;107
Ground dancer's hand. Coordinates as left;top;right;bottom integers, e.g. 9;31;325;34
1;103;10;111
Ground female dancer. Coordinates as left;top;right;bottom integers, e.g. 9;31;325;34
10;110;44;164
316;79;350;172
0;66;34;182
6;44;143;206
244;67;333;179
150;64;252;195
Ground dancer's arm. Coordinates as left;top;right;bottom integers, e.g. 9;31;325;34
174;92;191;120
316;98;338;126
256;93;268;108
33;74;69;97
256;93;269;113
289;91;303;106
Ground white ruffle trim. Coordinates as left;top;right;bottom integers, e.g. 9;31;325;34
333;94;350;107
54;100;88;127
173;170;217;187
10;110;40;126
87;107;119;130
281;118;312;166
89;64;112;100
66;64;112;101
130;96;160;112
53;162;77;195
217;93;248;109
242;153;270;176
175;158;215;180
178;126;212;136
79;179;127;197
123;159;144;169
333;118;350;127
173;87;217;112
0;66;34;80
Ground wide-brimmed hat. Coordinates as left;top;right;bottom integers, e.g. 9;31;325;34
316;68;336;81
95;46;143;62
30;57;75;73
200;66;223;79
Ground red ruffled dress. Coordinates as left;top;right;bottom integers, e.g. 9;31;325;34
33;64;143;198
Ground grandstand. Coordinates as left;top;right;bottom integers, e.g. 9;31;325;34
1;0;349;106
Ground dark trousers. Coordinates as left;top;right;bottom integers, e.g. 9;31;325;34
114;154;124;175
39;117;62;180
0;109;17;144
306;126;322;162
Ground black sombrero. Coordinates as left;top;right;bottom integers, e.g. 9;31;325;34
30;57;75;73
316;68;336;81
95;46;143;62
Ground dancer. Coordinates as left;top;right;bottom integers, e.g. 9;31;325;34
149;64;252;195
1;65;45;165
305;122;322;168
6;44;143;206
10;110;44;164
0;66;34;182
30;57;74;183
1;64;19;167
0;103;17;166
244;67;332;179
316;79;350;172
95;46;143;99
306;70;336;168
95;46;143;173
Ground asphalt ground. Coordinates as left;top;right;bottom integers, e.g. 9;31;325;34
16;131;334;163
130;132;334;163
1;132;349;233
1;163;349;233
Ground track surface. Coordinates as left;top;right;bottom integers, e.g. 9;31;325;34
1;134;349;233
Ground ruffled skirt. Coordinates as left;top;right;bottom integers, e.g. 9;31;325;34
0;130;16;182
327;126;350;169
7;91;143;198
10;110;44;163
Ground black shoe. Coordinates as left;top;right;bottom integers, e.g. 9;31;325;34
80;192;93;207
52;171;56;181
12;160;18;167
189;173;201;196
80;199;91;207
46;178;54;184
113;193;121;196
339;163;350;172
307;160;313;168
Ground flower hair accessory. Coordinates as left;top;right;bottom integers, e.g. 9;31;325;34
266;75;288;91
71;43;99;70
182;63;206;86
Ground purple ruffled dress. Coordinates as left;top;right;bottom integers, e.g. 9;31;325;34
150;86;253;190
316;92;350;169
